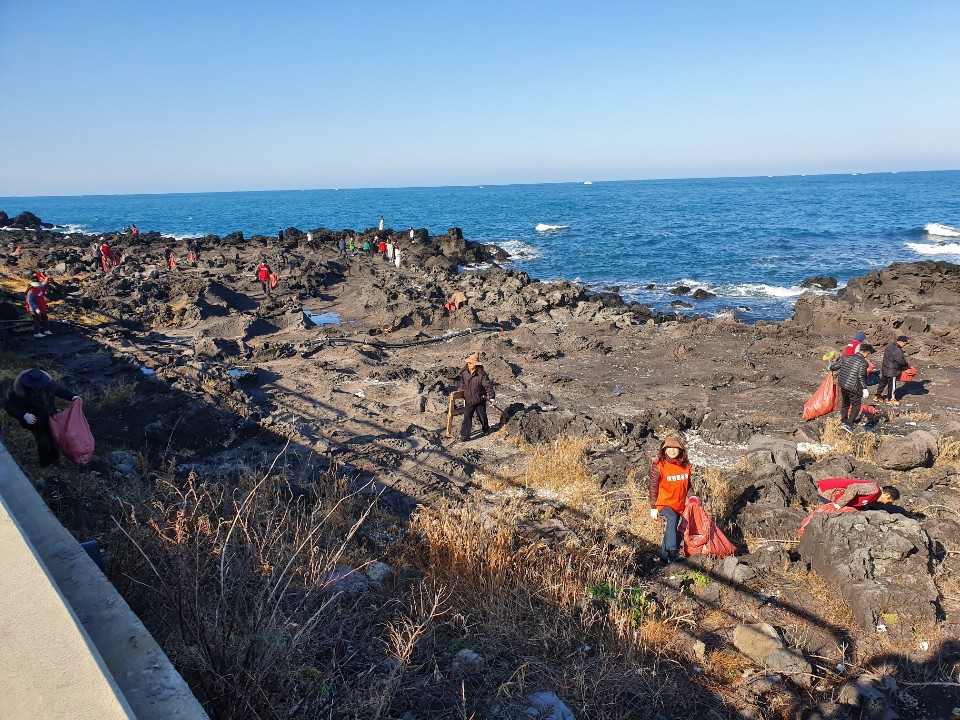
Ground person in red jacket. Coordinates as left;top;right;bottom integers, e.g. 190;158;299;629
816;478;899;509
649;436;696;563
257;260;272;295
100;240;113;272
25;279;51;337
843;331;867;356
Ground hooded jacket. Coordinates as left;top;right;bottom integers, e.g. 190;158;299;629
458;365;495;406
4;370;74;429
881;342;909;378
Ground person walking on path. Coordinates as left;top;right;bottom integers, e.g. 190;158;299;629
386;240;394;261
816;477;899;509
830;343;874;432
844;331;867;356
362;239;371;257
394;246;402;268
188;238;200;264
338;237;347;257
878;336;911;405
458;353;495;441
4;369;80;468
25;278;52;337
257;260;273;295
649;436;695;563
163;244;177;270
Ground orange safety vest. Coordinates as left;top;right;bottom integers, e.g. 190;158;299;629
654;458;691;513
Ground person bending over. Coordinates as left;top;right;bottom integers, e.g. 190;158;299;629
4;369;80;467
816;477;899;509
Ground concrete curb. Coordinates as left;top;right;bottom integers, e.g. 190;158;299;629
0;444;208;719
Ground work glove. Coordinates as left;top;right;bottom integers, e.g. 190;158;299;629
832;503;841;509
688;496;700;504
23;413;37;425
649;508;659;520
72;396;81;401
862;388;870;398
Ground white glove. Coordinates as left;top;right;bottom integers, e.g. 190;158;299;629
649;508;659;520
862;388;870;398
832;502;841;509
72;396;81;401
23;413;37;425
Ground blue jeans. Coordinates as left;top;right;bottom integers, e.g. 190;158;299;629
660;506;681;559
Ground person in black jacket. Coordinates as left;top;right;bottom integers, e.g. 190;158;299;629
877;336;910;405
4;368;79;467
830;344;874;433
458;353;495;441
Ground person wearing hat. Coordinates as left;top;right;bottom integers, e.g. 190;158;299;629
843;331;867;356
830;343;875;432
257;260;272;295
649;436;695;563
878;336;911;405
458;353;496;441
4;369;80;467
25;277;52;338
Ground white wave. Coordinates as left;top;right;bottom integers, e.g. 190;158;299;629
906;241;960;256
925;222;960;238
535;223;569;232
495;240;543;260
162;232;206;241
51;223;87;234
672;278;810;299
459;262;492;273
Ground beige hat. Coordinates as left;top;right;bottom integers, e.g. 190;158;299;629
465;353;481;365
661;436;686;451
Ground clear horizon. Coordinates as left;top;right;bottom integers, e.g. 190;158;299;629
2;1;958;197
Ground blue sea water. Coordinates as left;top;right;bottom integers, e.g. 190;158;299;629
3;170;960;321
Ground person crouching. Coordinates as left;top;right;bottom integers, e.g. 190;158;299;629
649;436;695;563
4;369;80;467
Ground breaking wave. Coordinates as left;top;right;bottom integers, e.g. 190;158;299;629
51;223;87;234
925;222;960;238
495;240;542;260
906;241;960;256
535;223;568;232
671;278;811;299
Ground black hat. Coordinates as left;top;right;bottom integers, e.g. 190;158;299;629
897;335;909;343
20;369;51;390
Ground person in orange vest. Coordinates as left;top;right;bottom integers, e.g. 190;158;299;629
257;260;272;295
163;244;176;270
25;278;52;337
649;436;696;563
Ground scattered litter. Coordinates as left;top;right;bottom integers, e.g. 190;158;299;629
304;310;341;326
355;390;365;398
228;369;250;378
919;640;929;651
836;663;845;672
876;624;887;633
611;386;624;395
139;367;156;375
906;421;917;426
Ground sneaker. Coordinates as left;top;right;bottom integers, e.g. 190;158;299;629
34;333;44;338
873;396;885;404
43;330;52;335
840;424;853;434
888;399;901;406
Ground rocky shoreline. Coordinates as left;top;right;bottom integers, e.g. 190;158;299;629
2;212;959;719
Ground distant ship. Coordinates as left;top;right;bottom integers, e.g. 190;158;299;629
582;181;593;185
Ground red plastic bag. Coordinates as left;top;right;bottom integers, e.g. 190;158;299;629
899;365;917;382
802;373;838;421
49;398;95;465
867;360;876;375
269;272;279;289
680;499;736;558
797;502;857;536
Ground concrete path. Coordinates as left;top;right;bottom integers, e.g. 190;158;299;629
0;444;207;720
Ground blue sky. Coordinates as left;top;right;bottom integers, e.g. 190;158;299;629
1;1;958;196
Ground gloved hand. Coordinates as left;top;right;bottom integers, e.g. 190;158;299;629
862;388;870;398
832;502;841;509
72;396;81;401
23;413;37;425
688;496;700;505
649;508;658;520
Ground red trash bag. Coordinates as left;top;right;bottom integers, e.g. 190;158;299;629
48;398;95;465
802;373;838;421
680;498;736;558
797;502;857;536
867;360;876;375
269;272;279;289
899;365;917;382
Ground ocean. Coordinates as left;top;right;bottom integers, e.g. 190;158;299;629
3;170;960;321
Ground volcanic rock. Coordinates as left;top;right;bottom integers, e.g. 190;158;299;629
799;275;837;290
691;288;716;299
875;429;937;470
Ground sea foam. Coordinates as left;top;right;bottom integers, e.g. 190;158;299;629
907;241;960;256
495;240;543;260
535;223;569;232
925;222;960;238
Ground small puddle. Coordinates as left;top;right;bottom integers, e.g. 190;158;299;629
304;310;341;326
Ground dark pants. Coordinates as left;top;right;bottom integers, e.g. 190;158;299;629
261;281;271;294
877;375;897;401
460;402;489;440
660;506;681;560
839;387;861;426
32;312;49;334
33;421;60;467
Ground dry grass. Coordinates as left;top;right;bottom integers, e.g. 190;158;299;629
784;567;855;629
820;416;879;462
517;435;598;508
701;466;736;522
934;436;960;469
704;649;750;684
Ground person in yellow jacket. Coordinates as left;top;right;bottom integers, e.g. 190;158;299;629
649;436;695;563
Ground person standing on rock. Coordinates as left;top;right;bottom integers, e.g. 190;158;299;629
409;227;414;241
843;331;867;356
378;215;384;231
458;353;495;441
394;246;402;268
4;369;80;468
188;238;200;264
362;239;371;257
816;478;899;509
649;436;694;563
163;244;176;270
830;343;874;432
100;240;113;272
277;228;284;243
338;236;347;257
878;336;911;405
257;260;272;295
25;278;52;337
386;239;394;261
90;241;102;272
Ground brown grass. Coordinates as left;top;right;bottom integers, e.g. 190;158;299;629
935;436;960;469
704;649;750;684
820;416;879;462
